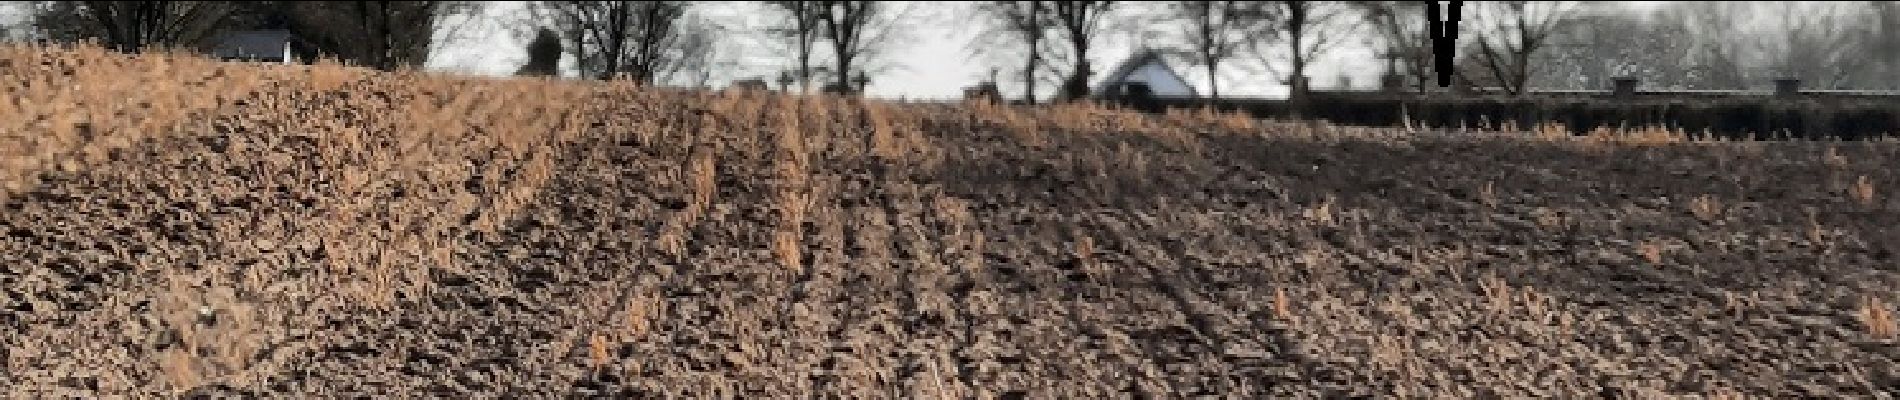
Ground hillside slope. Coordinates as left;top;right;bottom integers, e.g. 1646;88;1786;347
2;46;1897;397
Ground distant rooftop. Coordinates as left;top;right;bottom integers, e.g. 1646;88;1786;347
210;30;294;62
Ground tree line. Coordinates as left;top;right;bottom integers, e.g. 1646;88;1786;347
6;1;476;71
3;1;1896;101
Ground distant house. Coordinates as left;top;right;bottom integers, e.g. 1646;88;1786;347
1092;49;1199;99
962;81;1001;104
208;30;295;64
726;78;769;92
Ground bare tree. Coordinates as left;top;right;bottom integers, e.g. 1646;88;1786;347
1746;2;1880;89
670;13;733;88
24;1;238;53
1050;1;1116;101
1871;1;1900;89
1459;0;1581;95
268;1;476;70
765;1;824;93
1527;6;1695;90
971;1;1057;103
1649;1;1749;89
1155;0;1253;100
1246;1;1357;99
813;0;905;94
515;27;562;76
1645;1;1890;90
1351;1;1433;92
534;1;698;83
0;4;25;41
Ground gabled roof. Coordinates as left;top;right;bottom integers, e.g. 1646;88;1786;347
210;30;293;60
1092;49;1199;97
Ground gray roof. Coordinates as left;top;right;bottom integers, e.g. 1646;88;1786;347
1092;49;1199;98
210;30;293;60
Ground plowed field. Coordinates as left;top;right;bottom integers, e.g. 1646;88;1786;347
3;45;1897;398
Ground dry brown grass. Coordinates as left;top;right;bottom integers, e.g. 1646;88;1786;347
589;333;612;375
1074;235;1096;270
1860;295;1896;339
1496;121;1715;148
1534;122;1569;141
1631;124;1688;145
1707;386;1746;400
2;44;616;389
1273;287;1293;321
1690;194;1722;222
657;217;688;262
1478;181;1497;208
625;293;660;338
1520;285;1550;323
1850;175;1876;206
1532;207;1567;230
1479;274;1513;314
689;146;718;218
1638;240;1664;264
1304;195;1338;226
773;98;813;271
1806;208;1828;247
867;102;904;160
1824;146;1848;168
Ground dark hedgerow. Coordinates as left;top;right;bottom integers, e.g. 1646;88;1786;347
1137;94;1900;141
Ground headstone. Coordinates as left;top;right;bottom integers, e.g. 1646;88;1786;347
1775;78;1801;97
963;82;1001;104
1380;73;1406;93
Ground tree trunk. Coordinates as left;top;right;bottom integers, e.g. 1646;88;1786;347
1206;61;1220;100
797;42;811;93
379;2;397;69
834;38;853;92
796;2;814;94
1289;37;1309;117
1024;36;1039;104
357;2;377;69
632;4;659;84
1066;35;1090;101
600;2;629;80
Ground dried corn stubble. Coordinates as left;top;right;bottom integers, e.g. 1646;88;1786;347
1851;175;1876;206
1862;296;1897;339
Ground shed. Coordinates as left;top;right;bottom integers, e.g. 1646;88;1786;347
727;78;770;92
1092;49;1199;99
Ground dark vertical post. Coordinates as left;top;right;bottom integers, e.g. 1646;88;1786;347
1612;77;1639;98
1381;73;1406;93
1427;1;1462;88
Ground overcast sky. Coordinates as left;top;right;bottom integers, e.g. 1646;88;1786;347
0;1;1665;100
427;1;1394;100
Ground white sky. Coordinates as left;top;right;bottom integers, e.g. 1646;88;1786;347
0;1;1667;101
426;1;1391;101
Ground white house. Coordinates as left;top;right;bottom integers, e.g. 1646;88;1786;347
1092;49;1199;99
208;30;295;64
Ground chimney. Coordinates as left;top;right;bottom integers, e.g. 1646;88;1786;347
1612;76;1639;98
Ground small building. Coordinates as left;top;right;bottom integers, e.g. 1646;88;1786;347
726;78;769;92
962;81;1001;104
1092;49;1199;99
208;30;295;64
